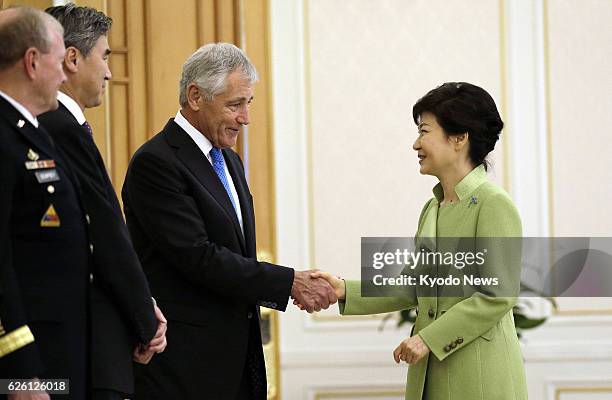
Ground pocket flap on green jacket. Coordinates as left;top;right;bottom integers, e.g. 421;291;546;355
480;326;495;341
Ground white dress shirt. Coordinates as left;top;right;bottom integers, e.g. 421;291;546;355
57;91;86;124
0;89;39;128
174;110;244;233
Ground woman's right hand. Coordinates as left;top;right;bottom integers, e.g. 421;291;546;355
309;271;346;300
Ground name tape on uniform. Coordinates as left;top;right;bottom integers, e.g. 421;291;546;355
34;169;60;184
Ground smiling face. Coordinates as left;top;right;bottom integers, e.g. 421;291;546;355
189;70;253;149
412;112;461;178
75;35;111;108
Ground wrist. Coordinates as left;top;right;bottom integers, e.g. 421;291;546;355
290;270;304;297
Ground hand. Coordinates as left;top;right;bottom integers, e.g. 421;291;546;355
8;378;50;400
309;271;345;300
133;304;168;364
133;343;155;364
291;270;337;313
148;304;168;354
393;334;430;365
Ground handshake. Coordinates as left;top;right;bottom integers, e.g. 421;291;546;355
290;270;347;313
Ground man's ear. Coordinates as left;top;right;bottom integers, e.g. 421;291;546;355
186;84;202;111
22;47;39;80
64;47;79;74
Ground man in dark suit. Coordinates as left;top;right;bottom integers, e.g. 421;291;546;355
122;43;337;400
0;6;87;400
38;4;167;400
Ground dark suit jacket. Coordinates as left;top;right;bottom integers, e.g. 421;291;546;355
122;119;294;400
39;103;158;395
0;96;89;399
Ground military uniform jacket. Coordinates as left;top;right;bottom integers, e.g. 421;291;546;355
0;96;90;399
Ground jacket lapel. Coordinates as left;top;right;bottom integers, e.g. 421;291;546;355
0;97;55;159
224;149;256;257
164;120;247;253
418;200;438;247
415;201;438;299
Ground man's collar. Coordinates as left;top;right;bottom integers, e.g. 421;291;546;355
432;164;488;202
57;91;86;125
0;89;39;128
174;109;213;156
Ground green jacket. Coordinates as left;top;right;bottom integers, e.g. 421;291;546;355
340;165;528;400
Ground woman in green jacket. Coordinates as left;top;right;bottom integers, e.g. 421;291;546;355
311;83;528;400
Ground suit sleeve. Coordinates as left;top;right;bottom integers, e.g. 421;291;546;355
123;150;294;311
0;143;43;377
417;193;522;361
50;123;157;344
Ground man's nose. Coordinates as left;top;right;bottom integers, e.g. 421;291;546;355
237;107;249;126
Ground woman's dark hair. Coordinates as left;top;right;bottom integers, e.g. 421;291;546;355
412;82;503;170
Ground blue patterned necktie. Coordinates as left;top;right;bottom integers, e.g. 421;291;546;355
82;121;93;136
209;147;238;213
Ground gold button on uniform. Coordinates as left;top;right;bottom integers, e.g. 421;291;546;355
47;185;55;194
428;309;435;318
444;345;451;352
456;337;464;344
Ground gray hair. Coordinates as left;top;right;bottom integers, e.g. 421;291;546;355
179;43;258;106
45;3;112;57
0;6;64;70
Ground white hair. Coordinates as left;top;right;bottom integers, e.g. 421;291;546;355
179;43;258;106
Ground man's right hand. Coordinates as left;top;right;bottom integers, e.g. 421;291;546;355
290;270;338;313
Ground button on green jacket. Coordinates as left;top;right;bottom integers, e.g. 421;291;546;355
340;165;528;400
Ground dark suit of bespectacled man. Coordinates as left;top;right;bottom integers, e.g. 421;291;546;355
122;43;337;400
0;6;88;400
37;4;168;400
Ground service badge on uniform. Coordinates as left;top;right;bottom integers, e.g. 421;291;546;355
40;204;61;227
27;148;39;161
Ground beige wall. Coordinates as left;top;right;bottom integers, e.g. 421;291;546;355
545;0;612;319
307;0;506;282
547;0;612;237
